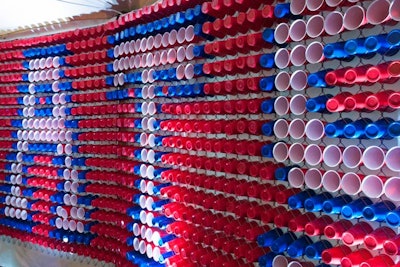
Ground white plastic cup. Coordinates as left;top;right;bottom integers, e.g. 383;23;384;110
384;177;400;201
324;11;344;35
390;0;400;21
55;218;63;229
146;53;154;67
167;48;177;64
154;34;162;49
305;41;325;64
186;44;195;61
176;64;185;80
69;220;77;231
274;96;290;116
385;147;400;171
273;142;289;162
290;45;307;66
153;52;161;66
77;221;84;233
168;30;178;46
140;164;148;178
304;144;323;166
118;73;125;85
177;27;186;44
63;194;71;205
275;23;290;44
129;40;135;54
141;149;148;162
306;0;326;11
343;145;363;168
40;70;47;81
326;0;345;7
288;262;307;267
161;32;169;48
142;102;149;116
134;39;141;53
322;170;342;193
181;65;193;81
147;36;154;51
147;117;157;132
290;70;308;91
305;119;325;141
148;134;156;148
288;167;305;188
366;0;391;25
289;19;307;42
134;55;142;68
290;0;307;15
140;133;148;146
70;207;78;219
344;5;367;30
129;55;135;69
70;195;78;206
289;143;305;164
52;81;59;92
140;38;147;53
275;71;291;91
275;48;291;69
362;146;385;170
290;94;307;115
185;25;196;43
341;172;363;195
148;69;155;83
289;118;306;139
304;168;323;189
323;145;343;167
142;54;148;68
123;42;130;55
148;102;156;116
142;70;149;84
160;50;168;65
273;255;290;267
113;45;120;58
28;72;34;82
361;175;385;198
176;46;186;62
46;57;53;68
274;119;289;139
77;208;85;220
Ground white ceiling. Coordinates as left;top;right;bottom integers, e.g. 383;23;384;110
0;0;119;32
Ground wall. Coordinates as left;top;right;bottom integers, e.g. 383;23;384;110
0;0;399;267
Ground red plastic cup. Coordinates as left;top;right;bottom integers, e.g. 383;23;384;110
274;209;302;227
388;60;400;77
275;188;302;204
340;249;372;267
344;92;373;111
366;63;391;82
288;212;317;232
247;204;271;219
383;234;400;255
342;222;374;246
324;219;353;239
388;91;400;109
344;65;372;84
365;90;393;110
325;67;352;86
304;215;334;236
322;245;352;265
261;205;287;224
364;226;396;250
260;184;287;202
360;255;394;267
